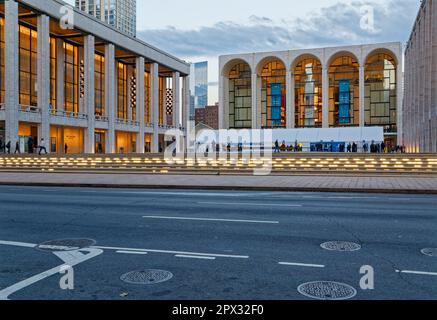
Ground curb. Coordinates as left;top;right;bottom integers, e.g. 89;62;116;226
0;181;436;195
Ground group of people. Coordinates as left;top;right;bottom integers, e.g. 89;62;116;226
0;137;48;155
274;140;302;153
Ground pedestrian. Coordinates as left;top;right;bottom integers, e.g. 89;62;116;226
5;141;11;154
274;140;280;153
352;142;358;153
39;138;47;155
14;141;20;154
0;138;4;153
347;143;352;153
381;142;386;154
64;143;68;154
27;136;34;154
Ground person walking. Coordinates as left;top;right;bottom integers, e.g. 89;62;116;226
274;140;280;153
38;138;47;155
64;143;68;154
5;141;11;154
347;143;352;153
14;141;20;154
0;138;4;153
27;136;34;154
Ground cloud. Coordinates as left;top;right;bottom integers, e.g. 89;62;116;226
138;0;417;58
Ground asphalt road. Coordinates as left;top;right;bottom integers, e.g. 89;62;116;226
0;186;437;300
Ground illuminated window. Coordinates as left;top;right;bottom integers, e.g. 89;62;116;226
294;58;322;128
364;53;397;133
50;38;56;110
95;53;105;116
159;76;165;125
64;42;79;113
260;60;286;128
328;55;360;127
19;25;38;106
145;72;151;123
0;18;4;104
228;62;252;129
117;62;128;119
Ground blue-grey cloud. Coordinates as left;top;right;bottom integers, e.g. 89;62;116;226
137;0;418;57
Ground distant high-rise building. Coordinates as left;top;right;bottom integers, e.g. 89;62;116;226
75;0;137;37
189;62;208;120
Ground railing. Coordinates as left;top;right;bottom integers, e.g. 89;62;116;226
95;114;109;122
19;105;41;113
158;124;176;130
51;109;88;120
116;118;140;126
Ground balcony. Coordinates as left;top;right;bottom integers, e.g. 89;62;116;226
19;105;41;114
51;109;88;120
95;114;109;122
116;118;140;126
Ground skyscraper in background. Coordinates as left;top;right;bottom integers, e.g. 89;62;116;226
75;0;137;37
189;61;208;119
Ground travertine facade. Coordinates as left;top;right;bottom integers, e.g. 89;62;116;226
404;0;437;153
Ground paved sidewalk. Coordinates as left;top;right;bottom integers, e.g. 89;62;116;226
0;172;436;194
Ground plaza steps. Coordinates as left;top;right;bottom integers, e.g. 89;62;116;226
0;153;437;176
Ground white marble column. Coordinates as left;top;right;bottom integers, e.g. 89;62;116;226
136;57;145;153
286;70;295;128
84;35;95;153
37;14;50;152
150;62;159;153
172;72;181;128
359;66;365;127
5;0;19;149
56;39;65;112
182;76;191;128
251;73;258;129
322;67;329;128
105;43;115;153
162;77;167;126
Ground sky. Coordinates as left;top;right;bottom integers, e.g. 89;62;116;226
67;0;421;104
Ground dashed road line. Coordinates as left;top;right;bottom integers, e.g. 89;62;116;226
175;255;216;260
197;201;302;208
279;262;325;268
143;215;279;224
116;250;148;255
396;269;437;276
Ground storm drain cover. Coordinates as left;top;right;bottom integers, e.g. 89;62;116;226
321;241;361;252
298;281;357;300
421;248;437;257
36;238;96;252
120;270;173;285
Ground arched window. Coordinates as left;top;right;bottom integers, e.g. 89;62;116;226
228;62;252;129
328;54;360;127
294;57;322;128
260;60;286;128
364;52;397;132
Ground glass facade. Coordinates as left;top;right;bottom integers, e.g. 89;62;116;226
19;25;38;107
260;60;286;128
328;55;360;127
64;42;79;113
117;62;128;119
228;62;252;129
364;53;397;132
294;58;322;128
0;18;4;104
95;53;105;116
50;38;56;110
145;72;150;123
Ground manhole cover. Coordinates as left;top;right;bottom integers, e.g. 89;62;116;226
298;281;357;300
421;248;437;257
120;270;173;285
321;241;361;252
36;238;96;252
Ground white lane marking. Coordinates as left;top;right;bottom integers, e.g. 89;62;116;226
0;248;103;300
118;191;249;197
92;245;249;259
175;255;216;260
116;250;148;255
197;202;302;208
0;240;36;248
396;270;437;276
143;215;279;224
279;262;325;268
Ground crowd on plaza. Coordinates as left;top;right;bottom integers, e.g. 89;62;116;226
0;137;48;155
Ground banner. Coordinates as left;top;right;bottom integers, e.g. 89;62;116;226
271;83;282;126
338;80;350;124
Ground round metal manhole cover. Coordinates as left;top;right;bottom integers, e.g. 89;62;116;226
421;248;437;257
120;270;173;285
321;241;361;252
298;281;357;300
36;238;96;252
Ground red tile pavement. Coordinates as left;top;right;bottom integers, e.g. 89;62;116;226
0;172;436;194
